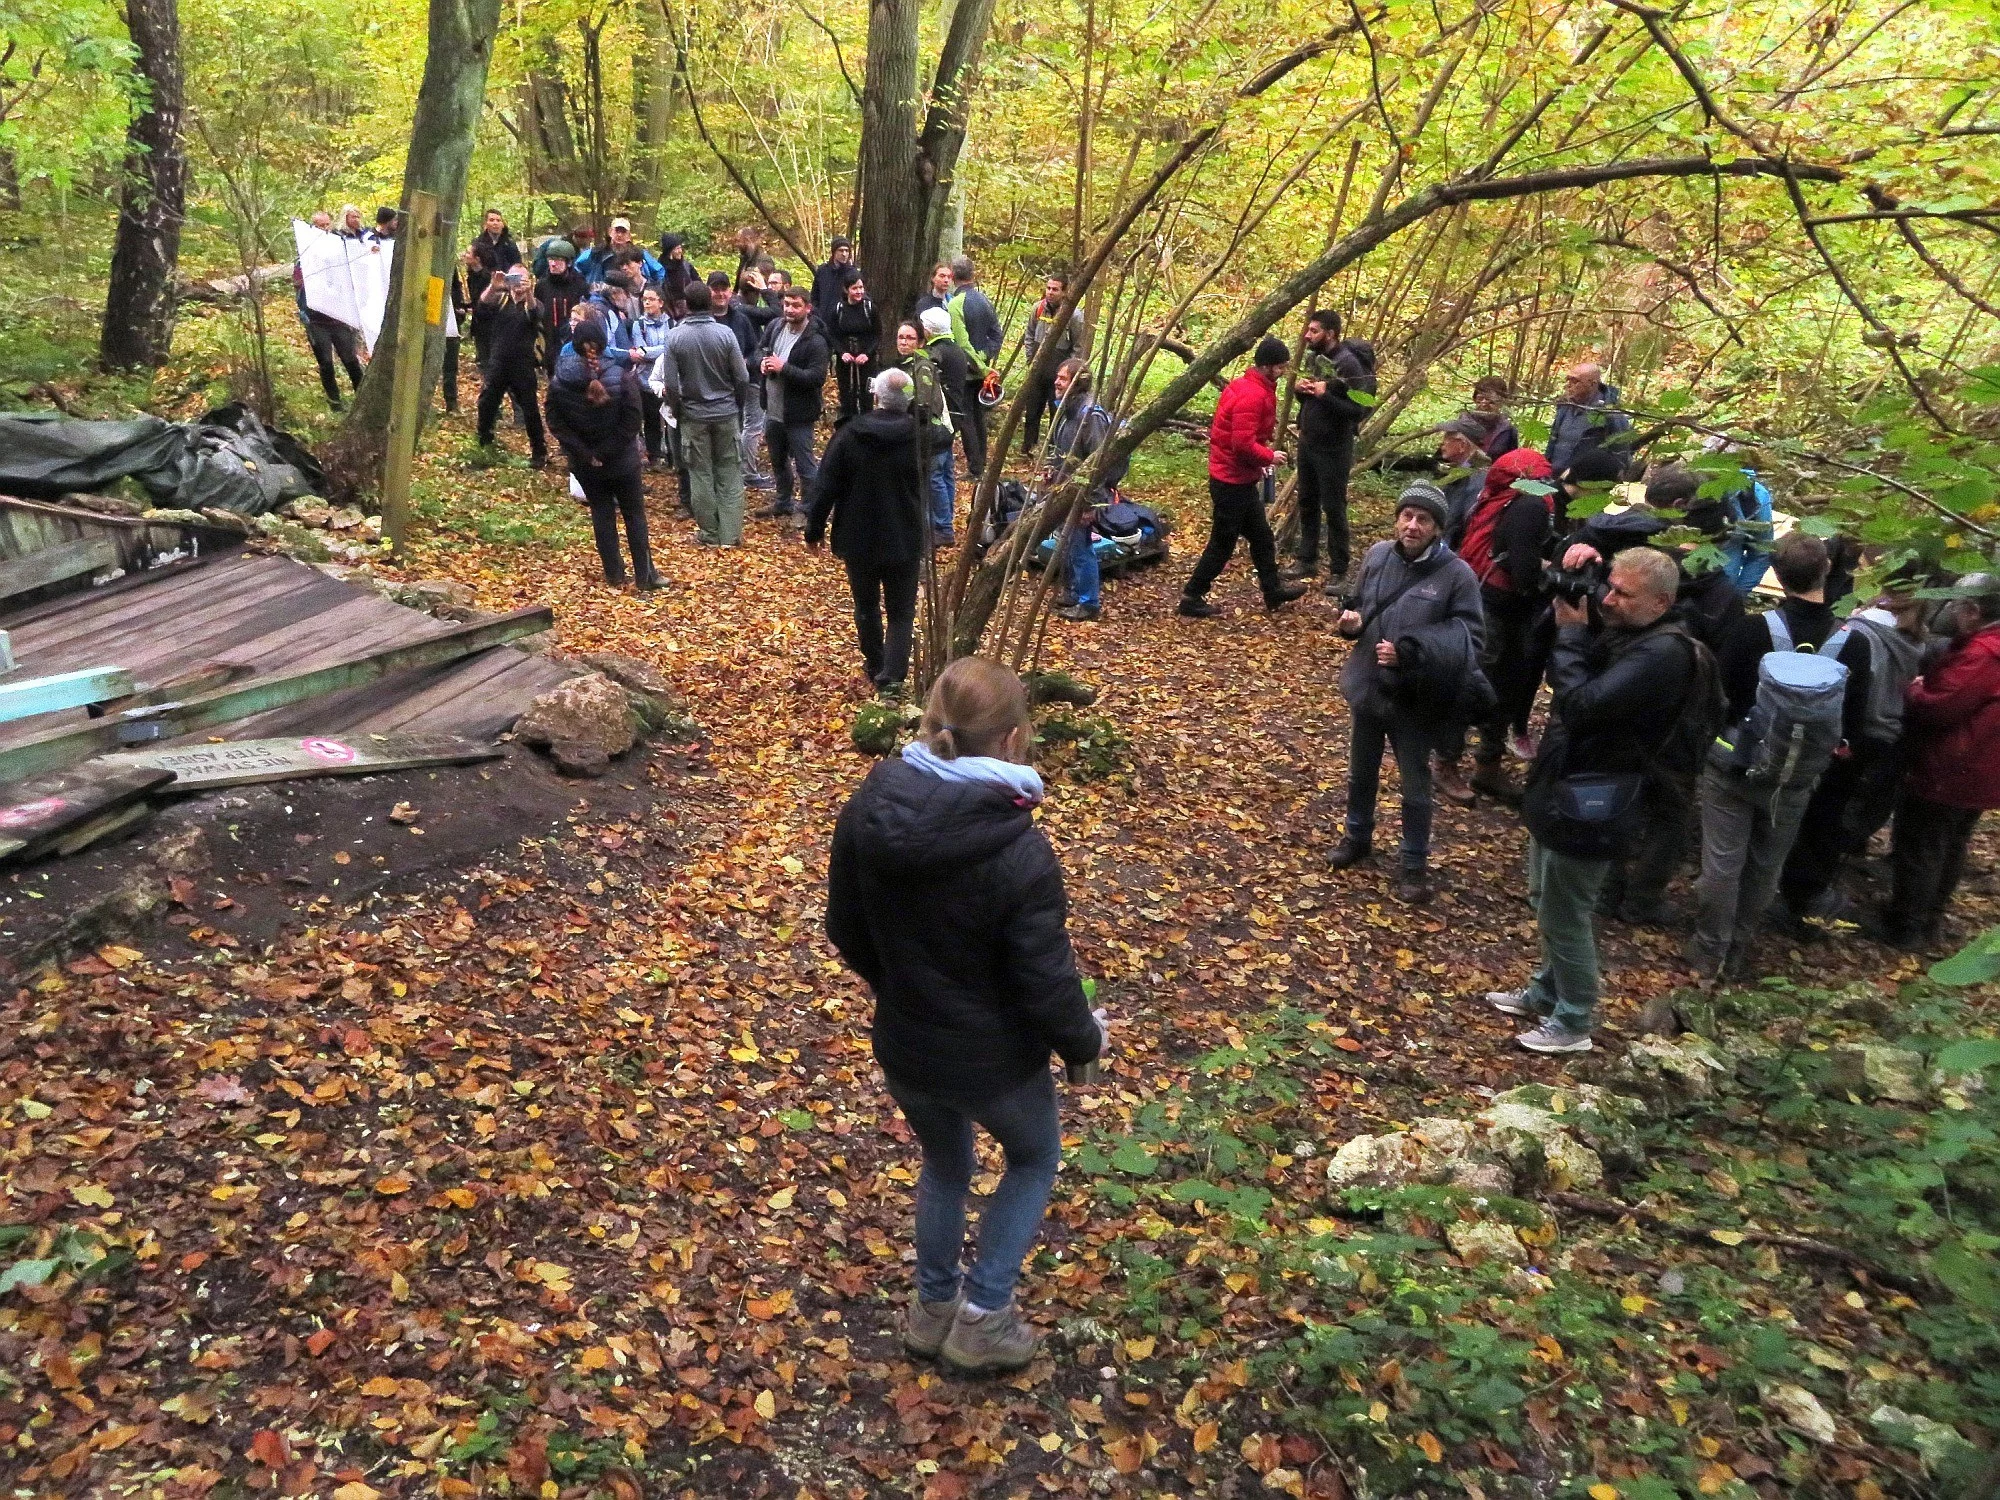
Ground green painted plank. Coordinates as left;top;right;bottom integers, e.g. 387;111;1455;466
0;605;553;784
0;666;137;724
0;536;119;602
101;730;502;790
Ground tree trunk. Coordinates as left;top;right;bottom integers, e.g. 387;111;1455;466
0;147;20;211
99;0;185;370
329;0;503;492
628;2;680;221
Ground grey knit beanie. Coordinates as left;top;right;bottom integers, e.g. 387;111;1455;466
1396;481;1449;528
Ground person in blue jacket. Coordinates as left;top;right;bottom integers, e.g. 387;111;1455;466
1719;467;1774;592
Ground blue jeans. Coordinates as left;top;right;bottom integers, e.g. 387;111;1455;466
928;447;956;540
883;1068;1062;1311
765;418;819;511
1525;837;1612;1035
1064;526;1100;609
1344;707;1433;866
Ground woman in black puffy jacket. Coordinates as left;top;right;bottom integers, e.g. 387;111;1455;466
544;323;661;589
826;657;1106;1377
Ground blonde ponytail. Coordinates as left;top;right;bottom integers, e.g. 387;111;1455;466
918;658;1033;763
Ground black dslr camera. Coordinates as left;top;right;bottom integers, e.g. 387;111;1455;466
1544;552;1609;606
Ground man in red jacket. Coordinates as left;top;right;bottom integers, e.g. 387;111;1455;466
1878;576;2000;948
1180;338;1310;617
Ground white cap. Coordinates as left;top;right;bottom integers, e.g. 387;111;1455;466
610;216;631;231
919;307;952;337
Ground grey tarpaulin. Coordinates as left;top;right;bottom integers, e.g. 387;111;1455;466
0;403;327;515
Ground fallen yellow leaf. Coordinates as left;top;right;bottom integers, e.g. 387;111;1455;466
766;1186;795;1211
332;1485;382;1500
1709;1229;1745;1246
71;1183;113;1209
361;1376;399;1397
1620;1295;1648;1314
1039;1432;1064;1453
1589;1485;1620;1500
1416;1431;1443;1463
1124;1335;1157;1360
1193;1420;1219;1454
754;1389;776;1419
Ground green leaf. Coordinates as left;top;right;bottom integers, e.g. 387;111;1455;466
778;1109;814;1131
1110;1141;1158;1177
1934;1039;2000;1073
1931;928;2000;988
0;1259;59;1293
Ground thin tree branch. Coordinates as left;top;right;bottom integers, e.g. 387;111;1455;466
1601;0;1769;151
1894;221;2000;320
793;1;863;107
1806;208;2000;227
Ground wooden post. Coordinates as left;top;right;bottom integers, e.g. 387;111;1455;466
381;189;441;557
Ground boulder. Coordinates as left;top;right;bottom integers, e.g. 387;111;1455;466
391;579;477;615
1827;1044;1925;1104
1410;1117;1476;1160
198;507;251;535
1446;1160;1515;1196
514;673;637;758
580;651;693;738
1025;670;1098;707
1325;1133;1428;1191
548;741;610;778
144;507;211;527
1447;1220;1527;1266
250;513;331;561
1761;1383;1837;1444
325;505;366;531
281;495;333;527
1617;1033;1731;1105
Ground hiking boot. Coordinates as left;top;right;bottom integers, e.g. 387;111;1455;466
1682;937;1726;983
902;1294;962;1359
1177;595;1219;619
1619;899;1676;929
1470;760;1519;801
1264;582;1308;610
529;453;550;470
756;502;796;519
1055;603;1101;622
1326;837;1371;871
940;1303;1038;1376
1484;989;1535;1017
1394;866;1435;904
1433;756;1476;805
1321;578;1346;599
637;571;667;592
1283;560;1319;580
1516;1023;1593;1055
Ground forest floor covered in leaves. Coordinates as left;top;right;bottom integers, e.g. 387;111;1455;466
4;378;1997;1500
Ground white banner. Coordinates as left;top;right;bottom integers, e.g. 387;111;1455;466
291;221;456;354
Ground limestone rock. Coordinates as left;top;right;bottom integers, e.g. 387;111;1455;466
1325;1133;1427;1191
250;513;331;561
1761;1383;1837;1444
1542;1132;1605;1192
325;505;366;531
548;740;610;778
1447;1220;1527;1266
580;651;692;738
391;578;477;614
144;507;210;527
282;496;333;526
1410;1117;1476;1160
1868;1406;1979;1474
1618;1033;1731;1105
515;673;637;758
1446;1159;1515;1196
360;514;383;541
1827;1044;1925;1104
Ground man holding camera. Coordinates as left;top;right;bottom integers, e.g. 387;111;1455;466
1288;309;1376;592
1489;548;1697;1053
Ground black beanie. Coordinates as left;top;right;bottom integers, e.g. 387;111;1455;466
1254;336;1291;368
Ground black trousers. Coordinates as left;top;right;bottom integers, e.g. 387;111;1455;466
307;317;364;404
441;335;460;412
836;358;874;423
959;392;987;479
576;462;655;584
845;555;921;687
1022;367;1058;449
641;388;665;463
1185;477;1283;601
1296;430;1355;579
1886;792;1982;942
1474;591;1540;759
476;361;547;458
1779;744;1884;912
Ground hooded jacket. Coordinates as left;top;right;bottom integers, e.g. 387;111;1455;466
1459;448;1554;597
1294;337;1377;447
1208;365;1280;484
1339;537;1483;719
544;355;643;475
1904;622;2000;809
826;756;1101;1102
806;409;926;565
657;234;701;298
756;313;833;425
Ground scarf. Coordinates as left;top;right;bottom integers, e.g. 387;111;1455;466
901;740;1045;807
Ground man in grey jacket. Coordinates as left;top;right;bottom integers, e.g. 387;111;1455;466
1329;482;1484;902
1544;362;1631;478
660;280;751;547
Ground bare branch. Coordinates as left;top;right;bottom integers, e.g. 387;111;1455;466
793;1;863;108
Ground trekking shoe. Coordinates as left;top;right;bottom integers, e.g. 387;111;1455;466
1516;1024;1593;1054
902;1294;963;1359
1055;604;1101;622
529;453;550;470
1470;761;1519;801
1485;989;1535;1017
1394;867;1435;904
1321;578;1345;598
637;572;666;592
1326;837;1372;871
1508;731;1538;762
1283;561;1319;580
1619;900;1675;929
1264;582;1309;610
1682;938;1726;983
756;502;796;519
1433;756;1476;805
1177;595;1219;619
940;1303;1038;1376
876;680;906;702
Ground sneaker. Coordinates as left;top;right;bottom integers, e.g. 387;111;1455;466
1264;582;1309;610
1485;989;1535;1017
1682;937;1726;983
1433;756;1476;806
1326;837;1371;871
1394;868;1435;904
1177;595;1219;619
1516;1024;1593;1054
1509;731;1538;762
1055;603;1100;622
940;1303;1038;1376
637;572;666;592
902;1294;963;1359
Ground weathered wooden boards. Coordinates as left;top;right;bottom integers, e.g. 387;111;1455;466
0;666;136;724
0;536;119;602
101;731;502;790
0;762;175;862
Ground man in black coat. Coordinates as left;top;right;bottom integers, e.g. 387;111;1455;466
463;208;521;369
474;267;549;467
806;368;927;692
754;286;833;519
1289;308;1376;590
812;236;857;329
535;242;589;374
